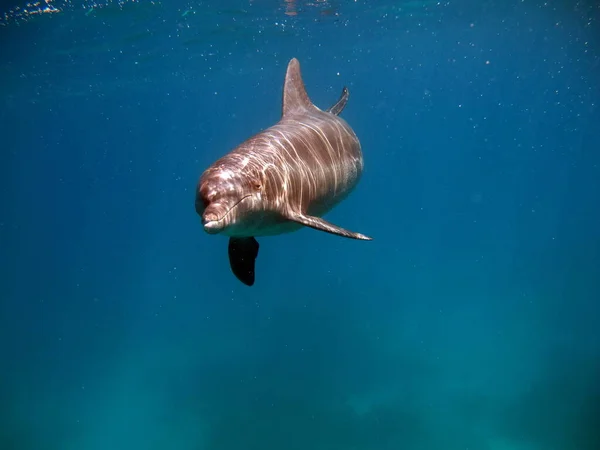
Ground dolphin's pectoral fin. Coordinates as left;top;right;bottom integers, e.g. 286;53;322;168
326;87;349;116
286;212;372;241
228;237;260;286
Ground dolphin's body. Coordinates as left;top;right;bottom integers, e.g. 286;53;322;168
196;58;371;286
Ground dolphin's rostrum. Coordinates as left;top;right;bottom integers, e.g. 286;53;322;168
196;58;371;286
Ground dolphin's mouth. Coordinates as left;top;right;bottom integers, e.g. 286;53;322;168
202;195;252;233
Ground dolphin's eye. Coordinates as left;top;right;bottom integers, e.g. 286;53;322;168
250;177;262;191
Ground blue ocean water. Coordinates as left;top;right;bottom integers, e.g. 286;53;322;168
1;0;599;449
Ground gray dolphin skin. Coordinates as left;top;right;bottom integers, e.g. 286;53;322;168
195;57;372;286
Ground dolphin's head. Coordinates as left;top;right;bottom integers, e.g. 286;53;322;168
196;164;263;235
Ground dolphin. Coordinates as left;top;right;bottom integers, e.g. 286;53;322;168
195;57;371;286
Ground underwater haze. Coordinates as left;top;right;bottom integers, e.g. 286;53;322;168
1;0;599;449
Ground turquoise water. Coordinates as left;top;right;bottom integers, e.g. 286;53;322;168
1;1;599;449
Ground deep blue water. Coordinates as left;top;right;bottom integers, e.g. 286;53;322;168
1;1;599;449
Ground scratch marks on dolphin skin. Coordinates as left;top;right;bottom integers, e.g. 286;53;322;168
200;110;361;235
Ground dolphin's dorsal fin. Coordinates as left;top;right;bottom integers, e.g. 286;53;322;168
282;58;315;117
